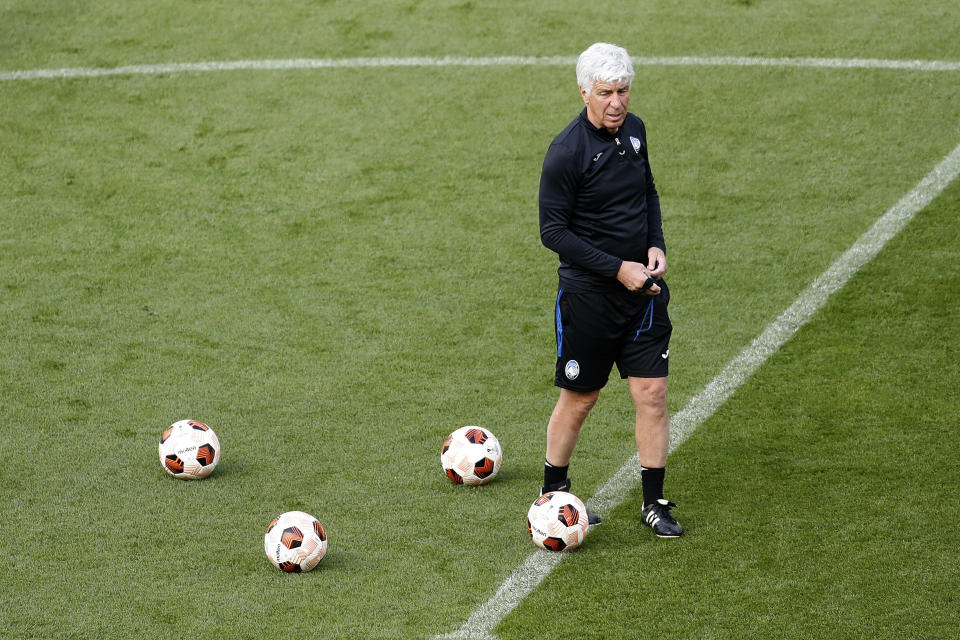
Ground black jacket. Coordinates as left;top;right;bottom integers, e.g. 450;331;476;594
539;109;665;293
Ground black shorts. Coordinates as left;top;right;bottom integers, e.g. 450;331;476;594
554;282;672;391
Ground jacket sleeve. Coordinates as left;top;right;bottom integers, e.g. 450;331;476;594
639;121;666;254
538;142;622;277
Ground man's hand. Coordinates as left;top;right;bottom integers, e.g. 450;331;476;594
616;261;661;295
646;247;667;278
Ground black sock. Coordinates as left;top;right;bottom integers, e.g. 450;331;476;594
543;460;569;490
641;466;665;506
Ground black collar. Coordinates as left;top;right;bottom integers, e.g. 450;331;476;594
579;107;619;140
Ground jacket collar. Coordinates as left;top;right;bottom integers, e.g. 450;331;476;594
579;107;620;140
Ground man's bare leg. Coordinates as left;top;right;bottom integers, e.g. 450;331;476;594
629;376;682;537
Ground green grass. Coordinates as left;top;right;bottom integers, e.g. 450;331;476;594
1;2;958;639
1;0;956;67
500;179;960;640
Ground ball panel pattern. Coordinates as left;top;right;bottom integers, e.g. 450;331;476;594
158;419;221;480
281;527;304;549
264;511;327;572
440;426;502;486
164;455;184;474
527;490;589;552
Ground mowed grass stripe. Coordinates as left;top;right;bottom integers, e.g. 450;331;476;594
436;144;960;640
2;54;959;81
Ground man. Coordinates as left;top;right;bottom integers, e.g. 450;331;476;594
537;42;682;538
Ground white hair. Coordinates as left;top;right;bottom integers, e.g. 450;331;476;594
576;42;634;95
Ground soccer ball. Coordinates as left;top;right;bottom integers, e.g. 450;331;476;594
440;426;502;485
158;419;221;479
264;511;328;573
527;491;589;552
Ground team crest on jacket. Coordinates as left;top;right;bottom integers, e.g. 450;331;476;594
630;136;642;154
564;360;580;380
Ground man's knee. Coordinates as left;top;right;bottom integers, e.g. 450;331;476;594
629;376;667;407
557;388;600;419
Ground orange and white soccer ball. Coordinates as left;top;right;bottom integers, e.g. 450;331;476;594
264;511;328;573
440;426;503;485
527;491;589;552
158;419;221;479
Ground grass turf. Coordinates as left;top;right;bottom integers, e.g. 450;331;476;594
0;2;958;639
498;175;960;640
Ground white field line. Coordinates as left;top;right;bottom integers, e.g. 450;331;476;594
436;143;960;640
1;54;959;81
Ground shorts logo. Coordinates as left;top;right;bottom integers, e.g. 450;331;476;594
564;360;580;380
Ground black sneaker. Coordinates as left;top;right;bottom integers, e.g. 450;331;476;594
541;479;602;525
641;499;683;537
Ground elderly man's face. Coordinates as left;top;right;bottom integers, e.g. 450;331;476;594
581;79;630;134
